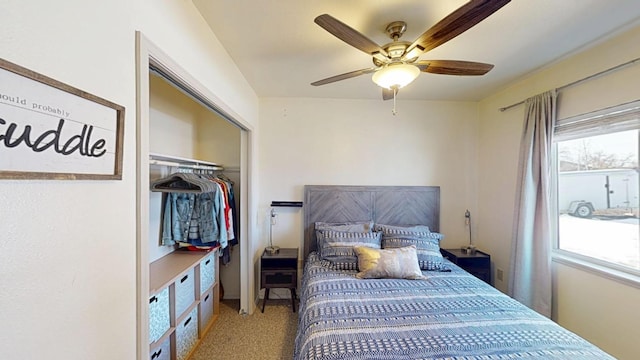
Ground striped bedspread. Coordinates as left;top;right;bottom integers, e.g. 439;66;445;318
294;253;614;360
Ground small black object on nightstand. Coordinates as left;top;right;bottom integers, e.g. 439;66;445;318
440;248;491;285
260;247;298;313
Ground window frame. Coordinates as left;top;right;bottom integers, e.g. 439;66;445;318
551;101;640;288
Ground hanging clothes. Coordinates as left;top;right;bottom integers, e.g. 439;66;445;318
204;174;237;265
153;171;237;265
161;192;195;245
228;184;239;246
213;173;238;243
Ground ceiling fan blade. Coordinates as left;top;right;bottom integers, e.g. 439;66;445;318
315;14;389;58
405;0;510;58
382;88;395;101
311;68;377;86
416;60;494;75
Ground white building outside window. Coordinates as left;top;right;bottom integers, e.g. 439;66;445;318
554;101;640;275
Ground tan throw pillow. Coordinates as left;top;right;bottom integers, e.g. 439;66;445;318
354;245;427;280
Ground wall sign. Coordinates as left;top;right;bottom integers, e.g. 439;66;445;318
0;58;124;180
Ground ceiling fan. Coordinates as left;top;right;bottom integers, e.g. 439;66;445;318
311;0;511;101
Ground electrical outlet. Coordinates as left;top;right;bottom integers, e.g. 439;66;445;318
497;268;504;282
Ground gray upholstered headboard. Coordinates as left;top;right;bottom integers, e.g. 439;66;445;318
303;185;440;258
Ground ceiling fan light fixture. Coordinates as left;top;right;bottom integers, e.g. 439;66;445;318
372;63;420;89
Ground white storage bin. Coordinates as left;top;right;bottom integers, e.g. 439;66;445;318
150;336;171;360
199;288;215;334
176;307;199;360
175;268;195;317
200;253;215;295
148;287;170;344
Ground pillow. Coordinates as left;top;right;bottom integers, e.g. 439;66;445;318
375;224;446;271
317;230;382;270
315;221;374;233
315;221;374;258
354;245;427;280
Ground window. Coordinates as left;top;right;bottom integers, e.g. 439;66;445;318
554;101;640;273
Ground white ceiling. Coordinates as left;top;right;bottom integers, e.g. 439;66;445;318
193;0;640;101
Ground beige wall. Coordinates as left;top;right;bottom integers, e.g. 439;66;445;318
258;97;480;253
0;1;257;359
477;24;640;360
0;1;137;359
149;74;203;159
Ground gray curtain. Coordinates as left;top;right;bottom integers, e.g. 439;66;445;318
508;90;557;318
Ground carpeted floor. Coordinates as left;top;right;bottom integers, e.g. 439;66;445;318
190;299;298;360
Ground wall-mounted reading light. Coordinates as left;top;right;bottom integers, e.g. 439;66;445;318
266;201;303;254
266;208;279;254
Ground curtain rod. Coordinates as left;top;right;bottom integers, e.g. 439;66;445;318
499;56;640;112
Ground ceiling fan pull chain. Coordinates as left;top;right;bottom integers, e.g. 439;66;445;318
392;87;398;116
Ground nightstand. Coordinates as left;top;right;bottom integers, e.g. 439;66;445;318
260;248;298;313
440;248;491;285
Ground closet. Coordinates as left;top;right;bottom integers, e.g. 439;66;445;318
146;70;242;359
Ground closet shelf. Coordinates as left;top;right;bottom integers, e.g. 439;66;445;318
149;152;223;171
149;250;215;294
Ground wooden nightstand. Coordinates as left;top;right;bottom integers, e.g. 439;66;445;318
260;248;298;313
440;248;491;285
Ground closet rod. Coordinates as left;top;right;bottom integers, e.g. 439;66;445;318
149;159;223;171
499;56;640;112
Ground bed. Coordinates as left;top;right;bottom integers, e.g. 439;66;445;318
293;185;614;360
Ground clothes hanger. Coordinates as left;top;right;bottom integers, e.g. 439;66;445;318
216;173;234;185
150;171;213;193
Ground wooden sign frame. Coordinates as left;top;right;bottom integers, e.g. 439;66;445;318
0;58;124;180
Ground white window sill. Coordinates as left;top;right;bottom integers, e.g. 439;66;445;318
552;250;640;289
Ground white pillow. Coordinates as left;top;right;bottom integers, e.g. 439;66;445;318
354;245;427;280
